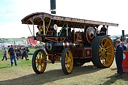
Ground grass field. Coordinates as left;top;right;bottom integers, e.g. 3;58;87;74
0;49;128;85
7;38;26;41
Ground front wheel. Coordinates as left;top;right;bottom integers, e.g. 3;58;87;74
32;49;47;74
61;48;73;75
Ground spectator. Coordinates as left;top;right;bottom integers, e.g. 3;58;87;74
22;47;29;60
121;42;126;50
17;48;21;59
100;25;107;35
26;47;29;58
115;39;123;78
8;45;17;66
124;41;128;50
15;48;19;60
124;41;127;47
2;48;7;61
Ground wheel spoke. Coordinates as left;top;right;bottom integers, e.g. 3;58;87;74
42;54;44;60
99;52;102;56
106;53;112;56
40;64;43;68
68;51;71;58
104;57;110;62
36;56;39;59
99;46;102;52
66;53;68;58
37;64;39;69
105;45;112;50
65;61;68;64
67;52;70;58
101;40;104;47
39;52;41;59
103;60;106;65
65;64;69;70
103;40;108;47
100;56;103;60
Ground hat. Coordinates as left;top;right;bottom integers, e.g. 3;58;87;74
116;39;121;43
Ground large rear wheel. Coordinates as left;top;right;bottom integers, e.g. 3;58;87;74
61;48;73;75
32;49;47;74
91;36;114;68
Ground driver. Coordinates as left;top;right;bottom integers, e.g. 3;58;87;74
36;24;43;35
100;25;107;35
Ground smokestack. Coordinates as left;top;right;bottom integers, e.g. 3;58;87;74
50;0;56;14
122;30;125;37
121;30;125;41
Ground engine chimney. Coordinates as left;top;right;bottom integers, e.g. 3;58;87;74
121;30;125;41
50;0;56;14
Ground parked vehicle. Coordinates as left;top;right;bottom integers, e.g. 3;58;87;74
21;12;118;74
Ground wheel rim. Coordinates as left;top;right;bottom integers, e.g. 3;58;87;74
65;50;73;73
36;50;47;72
99;38;114;67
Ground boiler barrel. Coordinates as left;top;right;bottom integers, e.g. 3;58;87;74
45;42;79;53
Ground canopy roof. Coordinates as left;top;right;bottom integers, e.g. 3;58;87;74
21;12;118;27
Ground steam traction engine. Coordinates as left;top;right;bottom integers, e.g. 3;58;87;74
21;12;118;74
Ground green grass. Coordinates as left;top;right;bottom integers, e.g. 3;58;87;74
28;48;37;55
0;51;128;85
7;38;26;41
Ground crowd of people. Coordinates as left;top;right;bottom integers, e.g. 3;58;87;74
1;45;29;66
115;41;128;50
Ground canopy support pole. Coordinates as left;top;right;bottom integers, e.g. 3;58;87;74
32;22;35;36
107;25;109;35
27;24;33;36
66;23;68;37
43;20;46;35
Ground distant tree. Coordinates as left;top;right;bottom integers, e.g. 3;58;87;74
21;37;25;39
0;38;8;43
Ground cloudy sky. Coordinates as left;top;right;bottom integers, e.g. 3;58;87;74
0;0;128;38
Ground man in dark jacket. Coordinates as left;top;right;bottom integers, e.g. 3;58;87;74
22;47;29;60
100;25;107;35
2;48;7;61
115;39;123;78
8;45;17;66
26;47;29;58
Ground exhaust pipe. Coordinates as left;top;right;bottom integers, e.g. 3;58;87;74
50;0;56;14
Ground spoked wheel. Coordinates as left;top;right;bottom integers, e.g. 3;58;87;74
32;49;47;74
61;48;73;75
91;36;114;68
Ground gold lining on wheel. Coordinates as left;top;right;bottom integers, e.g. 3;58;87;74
65;50;73;73
36;50;47;72
99;38;114;67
